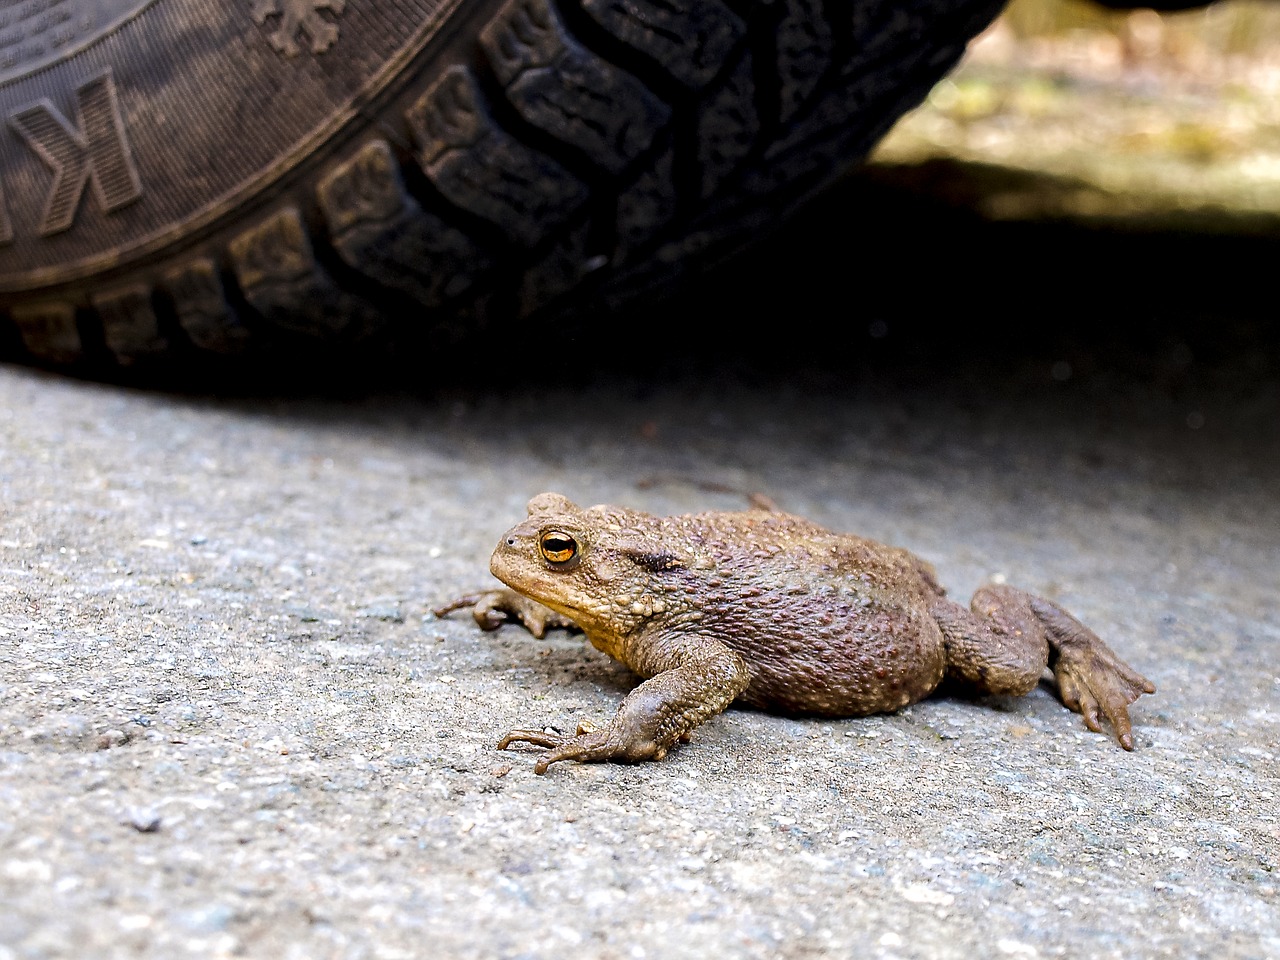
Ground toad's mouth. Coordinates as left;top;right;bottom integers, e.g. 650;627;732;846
489;543;581;620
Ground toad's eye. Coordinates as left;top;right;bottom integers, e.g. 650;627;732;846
539;531;578;564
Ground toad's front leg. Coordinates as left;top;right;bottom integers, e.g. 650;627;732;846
500;634;751;774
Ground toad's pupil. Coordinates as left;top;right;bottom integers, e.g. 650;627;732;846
541;534;577;561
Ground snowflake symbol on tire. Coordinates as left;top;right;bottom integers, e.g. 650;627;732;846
252;0;347;57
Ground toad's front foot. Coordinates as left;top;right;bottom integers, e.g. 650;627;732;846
499;721;674;775
433;589;578;638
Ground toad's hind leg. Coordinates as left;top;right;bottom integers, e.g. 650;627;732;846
930;584;1155;750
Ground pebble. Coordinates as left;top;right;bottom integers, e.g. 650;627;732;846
125;809;162;833
96;729;129;750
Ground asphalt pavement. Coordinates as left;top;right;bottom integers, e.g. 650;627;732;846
1;202;1278;959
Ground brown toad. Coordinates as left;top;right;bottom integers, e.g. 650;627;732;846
436;493;1155;773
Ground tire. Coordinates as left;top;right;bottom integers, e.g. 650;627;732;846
0;0;1005;375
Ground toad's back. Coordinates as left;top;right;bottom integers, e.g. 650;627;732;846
658;511;948;716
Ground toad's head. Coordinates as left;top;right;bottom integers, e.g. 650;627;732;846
489;493;689;644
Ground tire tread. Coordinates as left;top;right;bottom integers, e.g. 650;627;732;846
0;0;1006;373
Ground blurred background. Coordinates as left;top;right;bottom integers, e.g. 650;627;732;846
580;0;1280;404
873;0;1280;235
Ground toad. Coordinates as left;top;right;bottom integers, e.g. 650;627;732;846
436;493;1155;773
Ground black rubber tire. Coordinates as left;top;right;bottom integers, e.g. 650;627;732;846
0;0;1005;376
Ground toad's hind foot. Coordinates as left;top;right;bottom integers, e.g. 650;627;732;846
935;584;1156;750
1028;595;1156;751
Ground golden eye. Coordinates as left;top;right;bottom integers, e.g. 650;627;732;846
539;531;578;564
